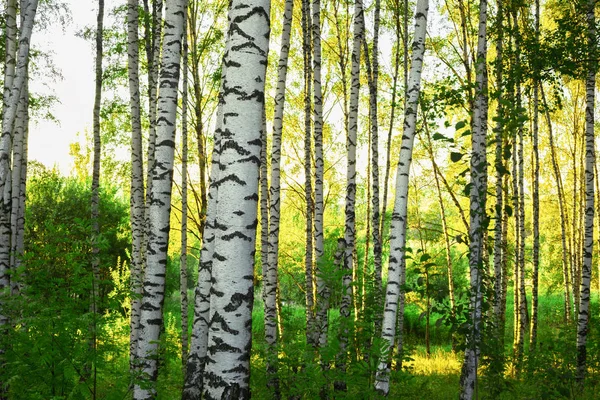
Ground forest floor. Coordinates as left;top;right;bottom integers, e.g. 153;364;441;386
139;290;600;399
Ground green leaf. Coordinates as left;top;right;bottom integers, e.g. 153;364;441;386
455;120;466;130
420;253;432;262
505;205;513;217
450;152;464;162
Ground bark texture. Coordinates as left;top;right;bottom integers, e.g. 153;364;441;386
127;0;145;369
576;0;595;383
374;0;429;394
134;1;186;397
459;0;488;397
200;0;270;396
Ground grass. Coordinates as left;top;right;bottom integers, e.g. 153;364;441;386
88;288;600;399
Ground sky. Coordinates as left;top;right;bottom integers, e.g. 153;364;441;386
29;0;101;175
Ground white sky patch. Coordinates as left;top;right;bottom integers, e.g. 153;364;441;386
28;0;103;175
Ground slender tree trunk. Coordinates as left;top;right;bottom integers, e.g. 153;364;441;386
338;0;364;387
313;0;327;353
576;0;595;384
127;0;145;370
572;131;580;315
9;73;28;295
188;2;208;234
180;13;189;370
380;2;402;253
260;104;277;397
201;1;270;395
302;0;316;348
425;124;456;349
459;0;488;396
374;0;429;394
144;0;163;207
6;0;18;292
134;1;186;397
512;135;520;354
529;0;540;351
512;8;527;362
182;67;226;399
89;2;104;397
541;85;571;322
492;0;504;328
0;0;38;331
264;0;293;393
365;0;383;310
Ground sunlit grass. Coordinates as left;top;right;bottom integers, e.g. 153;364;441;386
406;346;461;376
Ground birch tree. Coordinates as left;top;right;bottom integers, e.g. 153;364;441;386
374;0;429;394
127;0;145;369
200;0;270;395
0;0;38;323
183;76;225;398
339;0;364;384
263;0;293;391
180;12;189;368
576;0;596;384
302;0;316;347
134;0;187;397
313;0;327;351
459;0;488;396
529;0;540;351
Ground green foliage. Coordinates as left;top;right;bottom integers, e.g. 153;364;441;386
1;167;130;399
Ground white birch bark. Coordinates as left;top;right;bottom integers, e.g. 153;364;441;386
576;0;595;383
264;0;293;389
459;0;488;397
183;77;224;398
199;1;270;396
312;0;327;351
5;0;18;291
9;77;27;294
374;0;428;393
301;0;316;348
0;0;38;325
133;1;187;398
180;11;189;369
127;0;145;369
339;0;364;381
492;0;504;324
530;0;540;351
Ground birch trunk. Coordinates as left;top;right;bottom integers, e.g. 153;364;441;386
88;3;104;394
312;0;328;350
492;0;504;325
9;75;28;295
134;1;186;397
514;8;527;361
576;0;595;383
380;2;402;254
529;0;540;351
425;126;456;349
339;0;364;385
541;85;571;322
365;0;383;304
302;0;316;348
144;0;163;208
0;0;38;319
201;0;270;395
127;0;145;369
374;0;429;394
6;0;17;289
180;13;189;369
459;0;488;396
182;71;225;398
264;0;293;391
